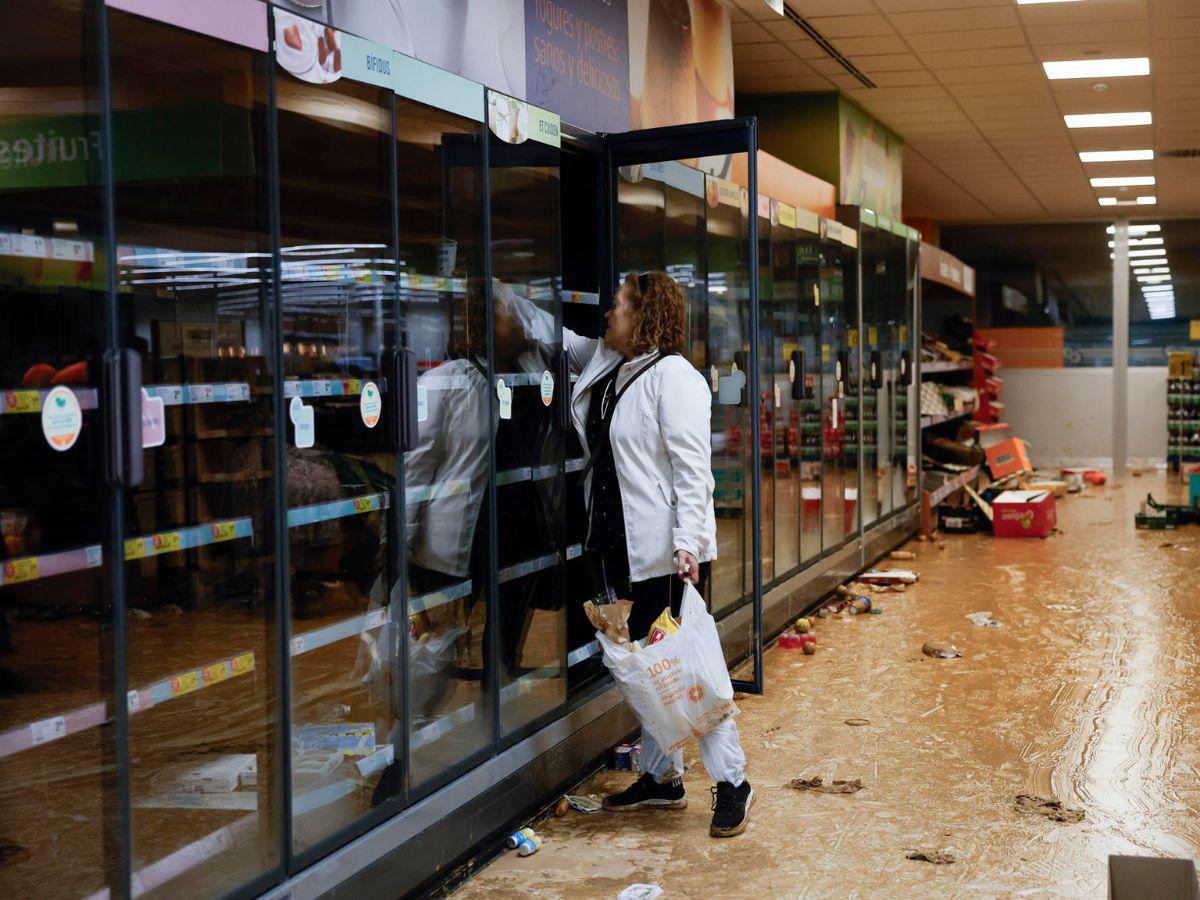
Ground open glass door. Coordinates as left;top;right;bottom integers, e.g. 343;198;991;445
607;119;762;695
898;230;919;509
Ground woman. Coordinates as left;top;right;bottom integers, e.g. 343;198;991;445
566;271;754;839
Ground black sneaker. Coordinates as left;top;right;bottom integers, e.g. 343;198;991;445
602;773;687;811
709;780;754;837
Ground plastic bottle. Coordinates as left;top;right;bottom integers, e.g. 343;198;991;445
517;834;542;857
506;827;535;849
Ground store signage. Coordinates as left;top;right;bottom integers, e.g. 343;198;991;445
41;386;82;452
393;52;485;123
540;371;554;407
487;92;561;148
757;194;770;220
276;11;343;84
360;381;381;428
340;33;393;89
777;203;797;230
106;0;268;52
706;175;743;210
525;0;630;134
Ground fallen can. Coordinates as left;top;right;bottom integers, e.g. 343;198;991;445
506;827;535;849
778;633;805;649
516;834;542;857
613;743;635;770
848;597;872;615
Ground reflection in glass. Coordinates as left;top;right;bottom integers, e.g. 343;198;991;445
860;226;882;527
757;209;774;585
489;134;566;739
796;233;823;560
820;235;856;548
0;2;114;896
277;70;396;852
769;215;799;579
396;103;490;788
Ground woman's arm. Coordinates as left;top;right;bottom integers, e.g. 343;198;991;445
657;361;715;563
494;280;603;376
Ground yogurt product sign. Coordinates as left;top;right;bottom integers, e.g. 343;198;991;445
360;381;381;428
41;386;82;452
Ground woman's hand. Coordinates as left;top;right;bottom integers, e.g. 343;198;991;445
675;549;699;585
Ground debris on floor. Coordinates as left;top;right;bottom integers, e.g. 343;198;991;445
787;776;865;794
506;827;536;849
554;797;569;817
858;569;920;585
565;795;603;814
965;611;1002;628
1015;794;1085;823
617;885;663;900
844;718;870;726
922;642;962;659
906;848;957;865
516;834;542;857
0;844;30;867
889;550;916;560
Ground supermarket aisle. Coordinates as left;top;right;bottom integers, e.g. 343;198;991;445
454;475;1200;898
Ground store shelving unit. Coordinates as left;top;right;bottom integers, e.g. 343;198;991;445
920;464;984;536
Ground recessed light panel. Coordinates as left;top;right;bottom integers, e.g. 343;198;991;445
1065;112;1152;128
1090;176;1155;187
1081;150;1154;163
1044;58;1149;80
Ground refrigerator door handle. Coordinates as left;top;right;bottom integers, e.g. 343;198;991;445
556;348;571;431
791;349;809;400
900;349;912;386
385;349;419;453
104;348;144;489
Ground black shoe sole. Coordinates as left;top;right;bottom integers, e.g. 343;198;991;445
710;787;755;837
602;796;688;812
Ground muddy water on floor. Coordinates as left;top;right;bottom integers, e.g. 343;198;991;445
455;475;1200;898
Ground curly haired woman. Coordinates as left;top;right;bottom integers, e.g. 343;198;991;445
565;271;754;838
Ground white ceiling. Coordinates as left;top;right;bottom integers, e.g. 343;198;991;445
729;0;1200;224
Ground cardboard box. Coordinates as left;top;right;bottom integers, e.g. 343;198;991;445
986;437;1032;479
1168;351;1194;380
993;490;1057;538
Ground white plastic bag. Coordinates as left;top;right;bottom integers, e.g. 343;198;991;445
597;583;738;752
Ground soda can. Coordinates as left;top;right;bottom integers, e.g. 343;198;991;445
506;827;535;849
517;834;542;857
631;741;642;774
614;743;634;770
849;597;872;615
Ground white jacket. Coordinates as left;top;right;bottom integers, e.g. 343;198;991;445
566;333;718;582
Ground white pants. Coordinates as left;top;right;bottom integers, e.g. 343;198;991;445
639;719;746;786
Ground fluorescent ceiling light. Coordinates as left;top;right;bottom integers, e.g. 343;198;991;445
1107;224;1161;234
1044;58;1149;80
1018;0;1085;4
1091;175;1156;187
1149;310;1174;319
1137;196;1157;204
1110;238;1164;247
1141;267;1171;275
1082;149;1154;163
1130;260;1167;268
1143;288;1174;295
1138;275;1171;283
1129;248;1166;257
1065;112;1152;128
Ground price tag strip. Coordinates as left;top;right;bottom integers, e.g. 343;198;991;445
283;378;370;399
563;291;599;305
410;701;476;752
500;664;559;704
406;479;469;505
143;382;251;406
399;272;468;294
286;492;389;529
1;387;99;416
408;579;473;615
124;518;253;561
497;543;583;584
0;543;102;588
290;607;389;658
567;640;600;668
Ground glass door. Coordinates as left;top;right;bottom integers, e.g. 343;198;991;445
0;2;117;896
110;9;281;895
795;222;823;562
607;119;762;695
396;67;492;793
756;197;774;587
897;231;919;509
486;93;567;741
858;218;882;529
769;203;799;582
274;15;399;854
819;220;859;549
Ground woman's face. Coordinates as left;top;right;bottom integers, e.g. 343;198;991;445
605;284;637;356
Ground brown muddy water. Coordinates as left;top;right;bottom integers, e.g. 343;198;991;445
455;475;1200;898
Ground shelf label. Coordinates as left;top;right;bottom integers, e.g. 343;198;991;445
153;531;181;554
210;521;238;543
141;388;166;448
822;344;831;363
231;652;255;674
788;359;796;384
127;690;141;712
899;325;908;345
496;378;512;420
170;670;200;698
3;557;39;584
868;326;878;347
124;538;146;560
540;371;554;407
290;636;306;655
352;496;375;514
290;396;315;449
41;385;82;452
7;390;41;413
774;383;781;409
417;383;428;423
202;661;231;686
30;716;66;746
359;381;381;428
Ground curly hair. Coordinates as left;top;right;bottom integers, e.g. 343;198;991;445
624;271;687;356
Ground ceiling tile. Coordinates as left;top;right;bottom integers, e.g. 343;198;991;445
935;63;1045;84
733;41;798;63
791;0;879;14
806;14;896;37
830;35;911;55
905;27;1027;52
879;0;1012;12
852;53;925;72
919;47;1038;70
1025;21;1150;45
889;6;1020;34
731;20;775;43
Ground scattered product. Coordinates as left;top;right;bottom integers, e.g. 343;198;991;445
922;642;962;659
844;718;870;727
554;797;570;817
565;795;603;814
889;550;916;560
858;569;919;585
516;834;542;857
1015;794;1085;824
617;885;664;900
787;776;865;794
906;848;957;865
506;827;536;849
965;611;1002;628
584;599;635;647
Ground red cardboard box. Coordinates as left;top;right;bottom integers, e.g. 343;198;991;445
992;489;1057;538
986;437;1032;479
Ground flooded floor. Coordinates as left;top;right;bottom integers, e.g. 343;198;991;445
454;474;1200;898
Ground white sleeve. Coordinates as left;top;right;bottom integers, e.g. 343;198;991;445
657;361;714;559
500;283;601;375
